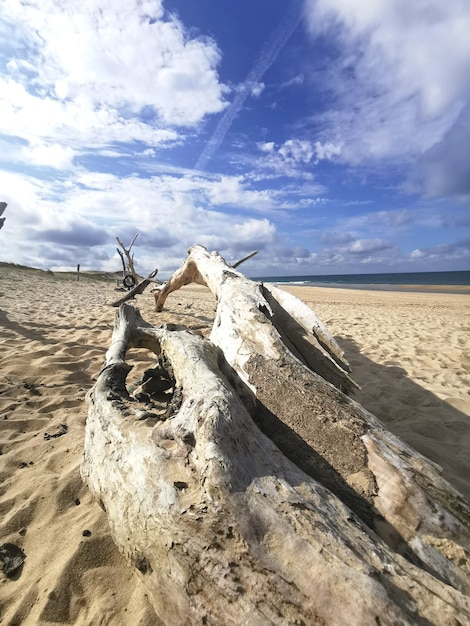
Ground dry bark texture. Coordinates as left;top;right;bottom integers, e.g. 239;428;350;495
82;245;470;625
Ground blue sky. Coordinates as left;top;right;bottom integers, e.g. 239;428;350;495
0;0;469;277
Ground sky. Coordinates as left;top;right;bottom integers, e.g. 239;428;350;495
0;0;469;278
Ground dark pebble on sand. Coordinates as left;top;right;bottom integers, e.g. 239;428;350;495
0;543;26;577
44;423;68;440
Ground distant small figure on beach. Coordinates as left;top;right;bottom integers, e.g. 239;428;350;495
0;202;6;230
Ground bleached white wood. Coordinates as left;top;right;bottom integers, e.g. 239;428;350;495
82;304;470;625
155;247;355;392
154;245;470;591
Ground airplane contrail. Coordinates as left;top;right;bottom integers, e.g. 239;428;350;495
195;2;303;171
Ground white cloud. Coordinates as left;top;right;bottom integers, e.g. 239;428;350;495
0;167;284;271
258;142;276;154
24;142;76;170
303;0;470;167
250;82;265;98
3;0;227;124
409;238;470;263
78;171;281;213
233;218;276;243
1;1;465;276
0;0;228;168
279;139;314;164
340;209;414;235
279;74;304;89
314;141;342;161
204;176;279;210
253;138;340;179
344;238;394;255
0;170;50;223
320;231;354;245
0;77;183;153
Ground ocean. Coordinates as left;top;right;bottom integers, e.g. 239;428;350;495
251;270;470;291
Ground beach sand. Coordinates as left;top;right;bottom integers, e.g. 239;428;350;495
0;266;469;624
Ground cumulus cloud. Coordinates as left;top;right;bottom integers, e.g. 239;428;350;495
32;222;109;247
3;0;227;123
254;138;341;178
203;176;279;210
0;0;228;167
343;209;414;233
25;142;76;170
314;141;342;161
410;238;470;263
303;0;470;177
279;140;314;164
0;166;284;271
251;236;401;275
344;238;395;256
1;1;466;275
258;142;276;154
250;83;265;98
232;218;277;245
320;231;354;245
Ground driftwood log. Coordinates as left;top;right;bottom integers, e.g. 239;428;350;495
112;268;160;307
116;233;140;286
82;246;470;625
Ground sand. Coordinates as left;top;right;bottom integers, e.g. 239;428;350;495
0;266;469;625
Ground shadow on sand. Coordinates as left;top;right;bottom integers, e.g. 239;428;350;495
337;336;470;501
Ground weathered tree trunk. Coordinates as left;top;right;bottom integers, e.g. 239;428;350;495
155;246;470;586
82;246;470;625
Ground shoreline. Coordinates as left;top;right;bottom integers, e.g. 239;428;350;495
268;281;470;295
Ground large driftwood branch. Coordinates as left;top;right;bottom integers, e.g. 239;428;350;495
155;247;362;394
155;246;470;584
116;234;139;283
111;268;160;307
82;303;469;625
232;249;258;268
